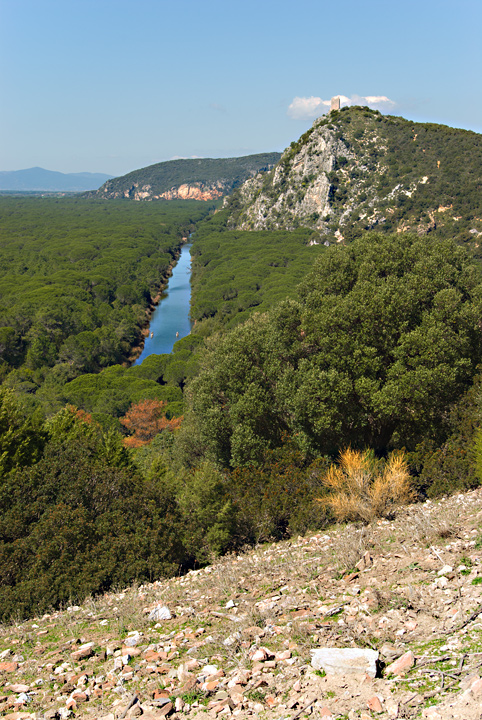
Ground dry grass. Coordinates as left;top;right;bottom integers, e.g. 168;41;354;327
403;502;462;545
320;448;415;524
99;584;152;638
333;524;376;572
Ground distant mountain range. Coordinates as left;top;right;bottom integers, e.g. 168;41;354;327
0;167;113;192
87;153;282;201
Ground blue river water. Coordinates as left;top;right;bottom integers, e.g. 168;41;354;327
133;244;193;365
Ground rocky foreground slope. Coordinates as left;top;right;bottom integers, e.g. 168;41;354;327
3;489;482;720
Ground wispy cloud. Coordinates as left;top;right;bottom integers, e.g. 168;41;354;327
209;102;227;114
287;94;396;119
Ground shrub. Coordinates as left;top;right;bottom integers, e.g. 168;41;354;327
120;399;182;447
0;411;186;621
174;461;235;564
0;388;45;474
228;442;330;543
320;448;414;524
413;378;481;497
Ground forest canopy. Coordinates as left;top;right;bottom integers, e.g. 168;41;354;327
184;232;482;467
0;197;210;413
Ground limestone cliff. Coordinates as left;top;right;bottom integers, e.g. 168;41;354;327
111;180;227;202
232;123;353;233
99;181;228;200
158;181;225;201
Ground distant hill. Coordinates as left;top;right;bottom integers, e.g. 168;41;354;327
88;153;282;201
0;167;113;192
227;107;482;251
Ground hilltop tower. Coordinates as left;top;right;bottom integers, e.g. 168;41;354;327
330;96;340;111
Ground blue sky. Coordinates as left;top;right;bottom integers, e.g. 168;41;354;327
1;0;481;176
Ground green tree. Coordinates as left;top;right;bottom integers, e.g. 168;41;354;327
185;233;482;466
185;308;295;467
0;326;22;366
174;461;235;564
0;388;45;474
0;408;186;621
292;233;482;453
58;331;101;372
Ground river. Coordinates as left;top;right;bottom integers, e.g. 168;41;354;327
133;243;192;365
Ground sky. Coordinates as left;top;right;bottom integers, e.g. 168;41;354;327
1;0;481;177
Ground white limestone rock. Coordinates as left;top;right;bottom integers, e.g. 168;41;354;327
311;647;379;678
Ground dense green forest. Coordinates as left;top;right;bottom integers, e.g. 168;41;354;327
2;113;482;621
0;197;210;417
59;208;327;422
184;233;482;467
3;223;482;621
190;212;322;329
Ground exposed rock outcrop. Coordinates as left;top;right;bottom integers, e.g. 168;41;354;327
104;180;228;202
158;181;225;201
233;123;354;233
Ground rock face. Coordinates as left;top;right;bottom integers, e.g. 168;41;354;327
158;182;225;201
233;123;352;233
114;181;227;202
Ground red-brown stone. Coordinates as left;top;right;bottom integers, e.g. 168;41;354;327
0;663;18;673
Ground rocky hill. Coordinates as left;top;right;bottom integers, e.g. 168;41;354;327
88;154;281;202
227;108;482;250
3;488;482;719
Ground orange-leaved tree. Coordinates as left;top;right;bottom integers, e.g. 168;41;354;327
66;404;93;425
120;399;182;448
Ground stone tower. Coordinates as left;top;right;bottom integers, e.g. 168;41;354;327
330;96;341;111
